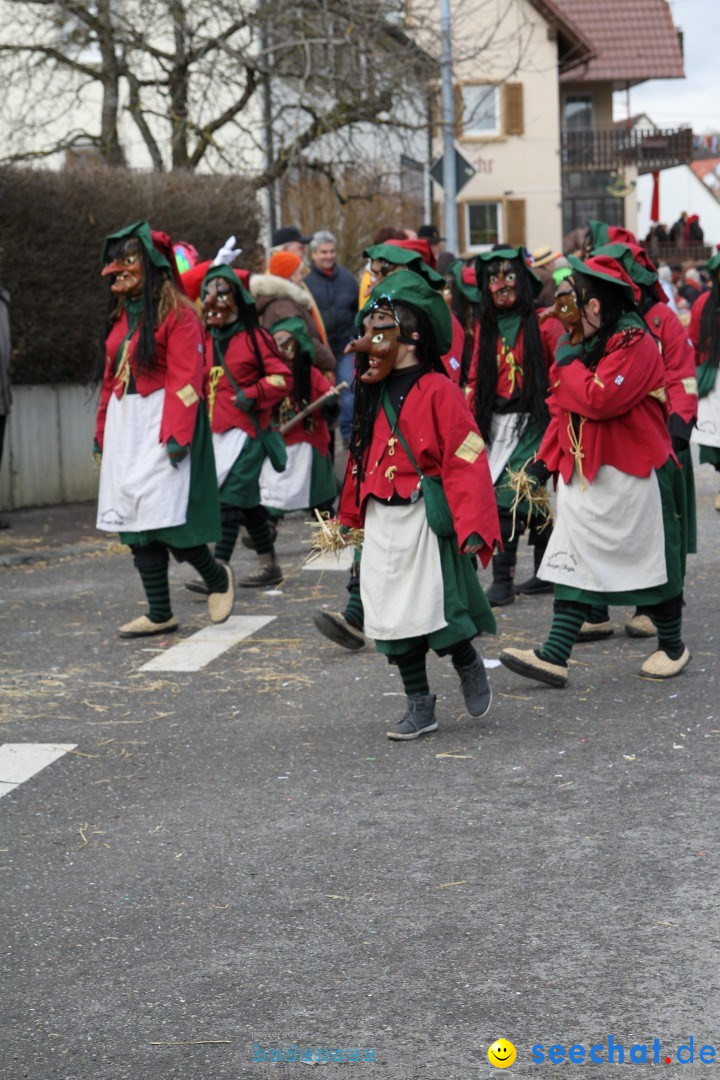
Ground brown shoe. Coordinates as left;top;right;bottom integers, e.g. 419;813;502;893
207;563;235;623
640;646;691;679
313;610;366;650
500;647;568;688
119;615;179;638
238;560;283;588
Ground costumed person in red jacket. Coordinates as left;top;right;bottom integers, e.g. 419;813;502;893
467;246;557;605
95;221;233;637
185;264;292;593
337;270;500;740
575;240;698;642
500;254;690;687
259;317;338;517
689;252;720;511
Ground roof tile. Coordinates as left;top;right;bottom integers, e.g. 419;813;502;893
556;0;685;83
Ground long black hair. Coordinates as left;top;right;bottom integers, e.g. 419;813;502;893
473;255;548;442
573;269;636;367
698;270;720;366
349;302;445;505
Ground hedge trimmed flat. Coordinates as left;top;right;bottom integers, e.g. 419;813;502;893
499;647;568;688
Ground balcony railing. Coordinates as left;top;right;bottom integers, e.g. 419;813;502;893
561;127;693;173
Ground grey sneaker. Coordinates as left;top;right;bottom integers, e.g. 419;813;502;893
387;694;438;741
456;650;492;717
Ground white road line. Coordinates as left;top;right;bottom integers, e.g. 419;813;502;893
0;743;78;799
301;547;354;572
139;615;277;672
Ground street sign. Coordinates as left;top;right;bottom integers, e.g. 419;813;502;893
430;149;477;193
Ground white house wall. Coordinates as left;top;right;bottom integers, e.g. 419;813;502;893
636;166;720;252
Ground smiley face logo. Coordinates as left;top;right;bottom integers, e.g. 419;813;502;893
488;1039;517;1068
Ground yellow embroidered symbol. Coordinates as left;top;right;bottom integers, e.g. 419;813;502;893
454;430;485;463
384;465;398;481
681;377;698;396
648;386;667;403
387;436;397;456
177;383;199;407
266;374;286;388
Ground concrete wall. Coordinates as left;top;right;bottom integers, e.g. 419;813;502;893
0;385;100;510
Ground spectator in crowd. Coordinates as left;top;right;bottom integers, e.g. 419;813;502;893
669;212;687;244
679;267;703;307
359;227;408;308
657;262;680;315
417;224;445;265
304;231;359;445
270;226;312;261
0;281;11;528
530;247;562;308
684;214;704;246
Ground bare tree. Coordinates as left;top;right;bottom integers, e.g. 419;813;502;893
0;0;535;186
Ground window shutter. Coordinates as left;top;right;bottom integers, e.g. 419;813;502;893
506;199;526;247
503;83;524;136
457;202;467;255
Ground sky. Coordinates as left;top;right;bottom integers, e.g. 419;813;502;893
612;0;720;132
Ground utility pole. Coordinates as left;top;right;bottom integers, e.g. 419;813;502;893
439;0;459;253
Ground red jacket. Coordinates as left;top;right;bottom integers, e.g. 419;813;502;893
338;373;500;565
95;303;204;450
538;326;672;485
688;290;715;364
204;329;292;436
466;318;557;408
278;366;334;453
644;301;697;425
441;312;464;384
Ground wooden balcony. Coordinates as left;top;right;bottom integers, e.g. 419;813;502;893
561;127;693;174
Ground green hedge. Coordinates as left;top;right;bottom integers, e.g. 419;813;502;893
0;167;262;385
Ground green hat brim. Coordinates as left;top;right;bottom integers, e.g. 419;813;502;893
102;220;170;272
567;254;636;299
449;259;481;304
201;264;255;310
357;269;453;356
706;252;720;274
474;246;543;297
363;244;444;289
269;316;315;360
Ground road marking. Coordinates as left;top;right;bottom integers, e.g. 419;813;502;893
302;547;354;572
0;743;78;799
139;615;276;672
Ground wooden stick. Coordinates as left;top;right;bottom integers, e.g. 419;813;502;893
278;382;349;435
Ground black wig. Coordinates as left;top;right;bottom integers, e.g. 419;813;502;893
698;270;720;367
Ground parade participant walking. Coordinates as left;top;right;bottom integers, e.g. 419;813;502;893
577;241;698;641
689;252;720;511
468;247;557;605
190;264;293;589
95;221;233;637
259;317;338;517
337;271;500;740
500;254;690;687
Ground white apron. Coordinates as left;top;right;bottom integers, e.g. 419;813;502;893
691;376;720;448
487;413;528;484
259;442;313;511
539;465;666;592
212;428;249;487
360;499;446;641
97;391;190;533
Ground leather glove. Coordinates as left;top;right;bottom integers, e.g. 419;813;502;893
668;412;693;454
166;437;190;468
212;235;242;267
234;390;255;412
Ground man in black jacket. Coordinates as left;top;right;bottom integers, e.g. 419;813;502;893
305;231;359;444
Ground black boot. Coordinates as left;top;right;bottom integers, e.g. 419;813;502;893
515;541;553;595
486;550;516;607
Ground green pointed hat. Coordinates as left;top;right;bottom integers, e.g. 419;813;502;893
201;263;255;309
706;252;720;274
357;269;452;356
592;242;666;303
364;243;444;290
474;246;543;297
269;316;315;361
102;220;170;271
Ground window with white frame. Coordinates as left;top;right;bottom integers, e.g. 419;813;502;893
461;85;499;137
466;202;501;249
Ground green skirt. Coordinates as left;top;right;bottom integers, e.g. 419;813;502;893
219;434;266;507
309;448;338;507
495;415;548;515
699;444;720;467
555;459;686;607
120;407;221;549
375;534;496;657
676;446;697;555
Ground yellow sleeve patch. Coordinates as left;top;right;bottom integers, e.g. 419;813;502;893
454;430;485;463
266;374;287;388
593;374;605;388
648;386;667;403
177;383;199;407
681;377;698;396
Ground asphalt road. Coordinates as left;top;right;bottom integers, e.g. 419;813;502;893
1;465;719;1080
